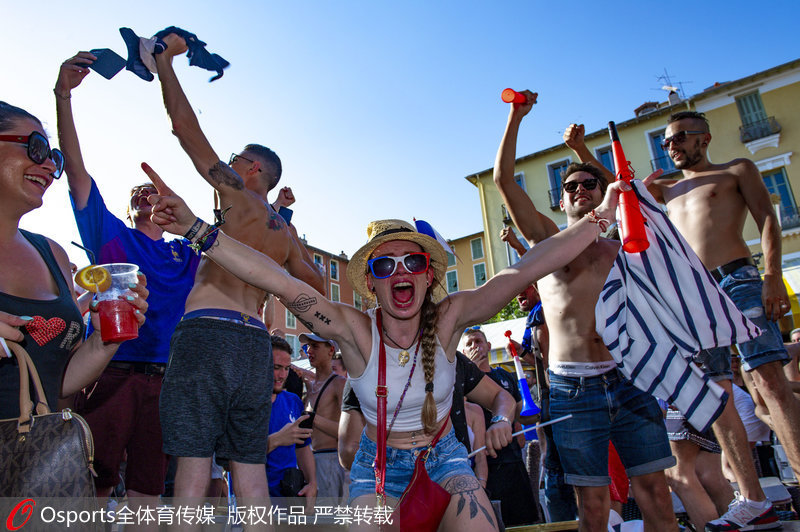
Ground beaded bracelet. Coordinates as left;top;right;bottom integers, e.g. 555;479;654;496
189;206;232;254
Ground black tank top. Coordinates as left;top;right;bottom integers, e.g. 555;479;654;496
0;230;85;419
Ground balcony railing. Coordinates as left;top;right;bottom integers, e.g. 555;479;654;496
778;204;800;230
650;156;680;175
740;117;781;143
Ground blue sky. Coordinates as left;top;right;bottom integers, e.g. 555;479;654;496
4;1;798;266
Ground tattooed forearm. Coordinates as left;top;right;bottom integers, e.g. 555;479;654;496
442;476;496;526
297;316;315;332
285;293;317;313
314;311;332;325
208;161;245;190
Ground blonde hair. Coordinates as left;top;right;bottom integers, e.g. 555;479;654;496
419;287;440;433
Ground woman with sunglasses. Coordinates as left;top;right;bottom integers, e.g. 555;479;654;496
0;102;149;421
142;164;628;530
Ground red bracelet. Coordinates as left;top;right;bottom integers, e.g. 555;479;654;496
586;210;611;235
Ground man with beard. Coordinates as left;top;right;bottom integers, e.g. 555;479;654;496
495;91;676;532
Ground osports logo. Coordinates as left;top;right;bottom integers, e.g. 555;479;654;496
6;499;35;530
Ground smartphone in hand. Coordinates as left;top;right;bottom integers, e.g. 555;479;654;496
298;411;315;429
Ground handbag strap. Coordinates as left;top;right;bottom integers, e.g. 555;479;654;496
375;308;388;506
8;341;51;433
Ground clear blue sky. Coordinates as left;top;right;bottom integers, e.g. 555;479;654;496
4;1;798;266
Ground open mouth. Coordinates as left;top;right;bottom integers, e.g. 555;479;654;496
391;280;415;306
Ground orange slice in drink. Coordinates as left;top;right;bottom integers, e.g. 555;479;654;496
75;265;112;293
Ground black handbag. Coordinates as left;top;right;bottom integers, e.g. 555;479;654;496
0;341;97;498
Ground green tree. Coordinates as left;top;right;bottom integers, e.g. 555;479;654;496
485;298;525;324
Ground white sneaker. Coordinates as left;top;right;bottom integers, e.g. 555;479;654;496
704;493;780;531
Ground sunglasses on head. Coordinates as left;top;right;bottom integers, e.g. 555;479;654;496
0;131;64;179
562;177;599;193
463;325;481;334
661;130;705;150
367;252;430;279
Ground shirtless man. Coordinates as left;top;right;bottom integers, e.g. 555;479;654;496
300;333;347;503
153;33;325;502
565;113;787;531
494;91;676;532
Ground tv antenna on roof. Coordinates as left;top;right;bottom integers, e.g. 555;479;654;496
653;68;691;100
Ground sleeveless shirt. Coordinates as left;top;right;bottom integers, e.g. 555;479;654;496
0;230;85;419
349;308;455;431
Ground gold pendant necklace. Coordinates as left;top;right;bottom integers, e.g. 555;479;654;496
383;328;420;367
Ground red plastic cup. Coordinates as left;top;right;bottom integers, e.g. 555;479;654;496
501;88;527;104
95;263;139;343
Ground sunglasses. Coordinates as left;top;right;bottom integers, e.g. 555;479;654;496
368;252;430;279
463;325;481;334
562;178;599;193
661;130;705;150
229;153;262;172
0;131;64;179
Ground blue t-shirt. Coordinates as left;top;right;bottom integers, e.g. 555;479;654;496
71;179;200;363
267;391;310;497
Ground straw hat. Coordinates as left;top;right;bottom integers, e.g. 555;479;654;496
347;219;448;302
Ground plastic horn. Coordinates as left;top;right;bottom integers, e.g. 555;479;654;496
468;414;572;458
505;330;541;422
501;88;527;104
608;121;649;253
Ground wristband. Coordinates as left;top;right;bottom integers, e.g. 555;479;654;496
184;218;204;241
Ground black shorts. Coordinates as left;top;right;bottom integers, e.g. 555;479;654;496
160;317;272;464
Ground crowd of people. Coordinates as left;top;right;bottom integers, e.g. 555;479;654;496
2;31;800;532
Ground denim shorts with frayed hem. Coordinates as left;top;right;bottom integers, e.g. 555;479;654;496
718;265;789;371
348;427;474;502
548;369;675;487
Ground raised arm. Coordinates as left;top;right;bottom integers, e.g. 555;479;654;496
154;34;247;195
444;180;635;338
563;123;616;183
736;158;790;319
285;216;327;296
143;164;363;361
55;52;97;209
493;90;559;245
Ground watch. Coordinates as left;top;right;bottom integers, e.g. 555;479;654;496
490;415;512;426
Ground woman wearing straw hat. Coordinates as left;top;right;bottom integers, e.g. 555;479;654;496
143;164;628;530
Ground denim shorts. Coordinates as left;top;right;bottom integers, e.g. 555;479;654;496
693;346;733;382
348;427;474;502
718;265;789;371
548;369;675;487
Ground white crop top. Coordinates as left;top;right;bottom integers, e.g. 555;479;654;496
350;308;455;432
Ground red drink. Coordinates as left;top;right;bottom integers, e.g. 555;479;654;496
98;299;138;342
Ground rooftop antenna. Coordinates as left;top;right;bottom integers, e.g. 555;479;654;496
653;68;691;100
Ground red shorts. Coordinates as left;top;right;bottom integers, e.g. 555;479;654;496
76;366;168;495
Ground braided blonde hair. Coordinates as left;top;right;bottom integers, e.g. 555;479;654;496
418;286;440;433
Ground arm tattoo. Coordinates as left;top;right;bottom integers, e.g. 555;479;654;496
441;476;496;526
297;316;315;332
286;293;317;313
208;161;245;190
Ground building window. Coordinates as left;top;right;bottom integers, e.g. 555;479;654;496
470;238;484;260
763;167;799;229
447;252;456;267
514;172;527;192
736;92;780;143
330;260;339;281
473;263;487;287
446;270;459;293
596;146;616;175
547;159;570;208
330;283;340;302
649;130;677;173
313;254;325;275
285;309;296;329
285;334;300;360
354;292;363;311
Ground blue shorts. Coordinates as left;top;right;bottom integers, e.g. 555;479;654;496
693;346;734;382
718;265;789;371
348;428;474;502
548;369;675;487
